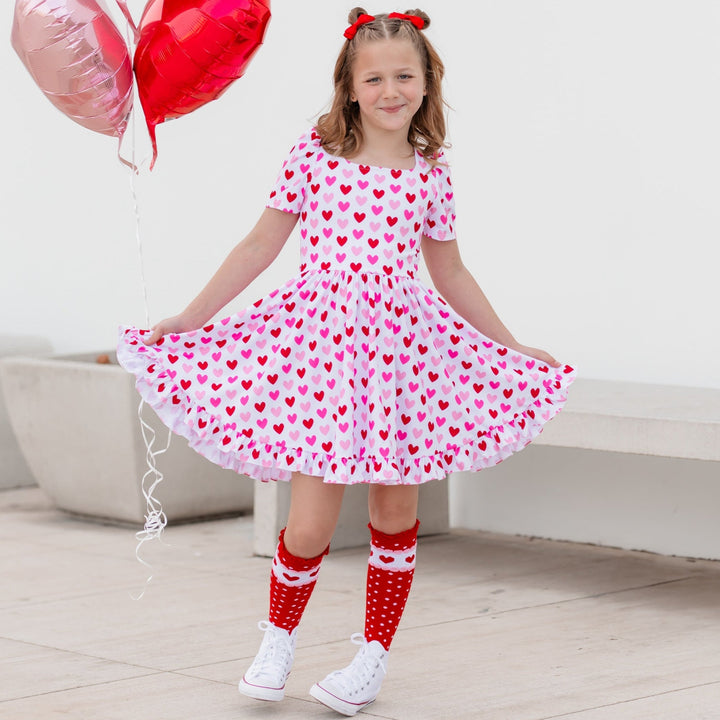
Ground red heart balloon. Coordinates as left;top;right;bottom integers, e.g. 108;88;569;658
134;0;272;168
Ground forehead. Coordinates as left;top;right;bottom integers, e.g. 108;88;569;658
352;38;424;74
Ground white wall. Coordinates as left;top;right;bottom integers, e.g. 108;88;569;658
3;1;719;388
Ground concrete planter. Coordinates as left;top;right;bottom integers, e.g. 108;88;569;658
0;353;253;524
0;334;53;490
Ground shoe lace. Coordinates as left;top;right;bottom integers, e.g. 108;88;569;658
252;620;293;675
328;633;387;697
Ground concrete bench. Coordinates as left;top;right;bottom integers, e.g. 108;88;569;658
533;378;720;461
450;378;720;560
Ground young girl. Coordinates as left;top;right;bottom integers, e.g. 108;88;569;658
118;7;575;716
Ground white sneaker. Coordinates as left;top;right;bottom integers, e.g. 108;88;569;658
309;634;389;716
238;621;297;701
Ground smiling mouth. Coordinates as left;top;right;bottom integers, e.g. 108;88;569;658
381;105;405;113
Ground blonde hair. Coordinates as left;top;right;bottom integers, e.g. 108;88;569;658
316;7;448;162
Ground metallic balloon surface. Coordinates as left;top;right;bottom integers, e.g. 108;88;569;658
134;0;272;167
11;0;134;138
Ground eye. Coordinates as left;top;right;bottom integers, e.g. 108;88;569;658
398;74;412;80
366;77;381;84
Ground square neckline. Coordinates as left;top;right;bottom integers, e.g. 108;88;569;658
337;149;420;173
318;142;420;173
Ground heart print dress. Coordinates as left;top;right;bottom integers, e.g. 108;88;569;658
117;128;575;485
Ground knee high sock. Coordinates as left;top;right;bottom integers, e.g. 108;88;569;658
268;528;328;633
365;520;420;651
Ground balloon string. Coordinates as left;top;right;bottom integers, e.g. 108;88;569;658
128;133;173;597
123;23;150;329
131;399;172;600
128;143;150;330
121;15;173;596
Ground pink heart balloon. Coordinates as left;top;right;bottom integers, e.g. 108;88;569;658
11;0;134;140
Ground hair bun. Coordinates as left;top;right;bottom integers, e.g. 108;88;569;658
404;8;431;28
348;7;369;24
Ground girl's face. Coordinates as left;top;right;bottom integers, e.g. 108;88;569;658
350;38;426;138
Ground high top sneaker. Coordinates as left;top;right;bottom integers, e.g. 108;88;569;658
239;621;297;701
309;634;389;716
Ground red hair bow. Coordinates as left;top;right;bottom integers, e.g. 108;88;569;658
388;12;426;30
344;13;376;39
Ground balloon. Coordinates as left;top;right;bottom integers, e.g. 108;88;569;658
11;0;134;141
134;0;272;168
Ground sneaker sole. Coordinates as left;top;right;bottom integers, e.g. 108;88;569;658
238;677;285;702
309;682;375;716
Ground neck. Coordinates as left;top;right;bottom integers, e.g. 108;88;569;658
354;125;414;166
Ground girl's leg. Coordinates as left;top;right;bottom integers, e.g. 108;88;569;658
310;484;420;716
240;473;345;702
285;472;346;557
368;483;419;535
268;473;345;631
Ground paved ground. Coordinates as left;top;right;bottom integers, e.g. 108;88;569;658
1;486;719;719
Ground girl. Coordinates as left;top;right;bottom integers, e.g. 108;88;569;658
118;7;575;716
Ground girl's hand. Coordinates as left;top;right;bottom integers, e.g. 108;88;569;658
512;343;561;369
142;314;199;346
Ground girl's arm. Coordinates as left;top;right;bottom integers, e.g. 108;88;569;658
143;208;299;344
421;236;560;367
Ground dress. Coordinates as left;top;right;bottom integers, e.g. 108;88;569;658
117;128;575;485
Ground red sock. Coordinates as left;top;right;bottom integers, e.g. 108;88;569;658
268;528;328;633
365;520;420;650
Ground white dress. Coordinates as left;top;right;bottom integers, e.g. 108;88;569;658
117;128;575;484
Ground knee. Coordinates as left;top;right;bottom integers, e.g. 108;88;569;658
283;524;331;559
368;487;419;535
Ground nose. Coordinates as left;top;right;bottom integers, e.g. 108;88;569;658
382;80;399;99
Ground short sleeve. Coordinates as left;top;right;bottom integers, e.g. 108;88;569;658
423;157;457;241
266;129;319;215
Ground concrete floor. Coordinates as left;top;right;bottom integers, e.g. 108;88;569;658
1;487;719;720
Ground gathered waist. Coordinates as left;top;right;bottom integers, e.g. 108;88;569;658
299;262;416;280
